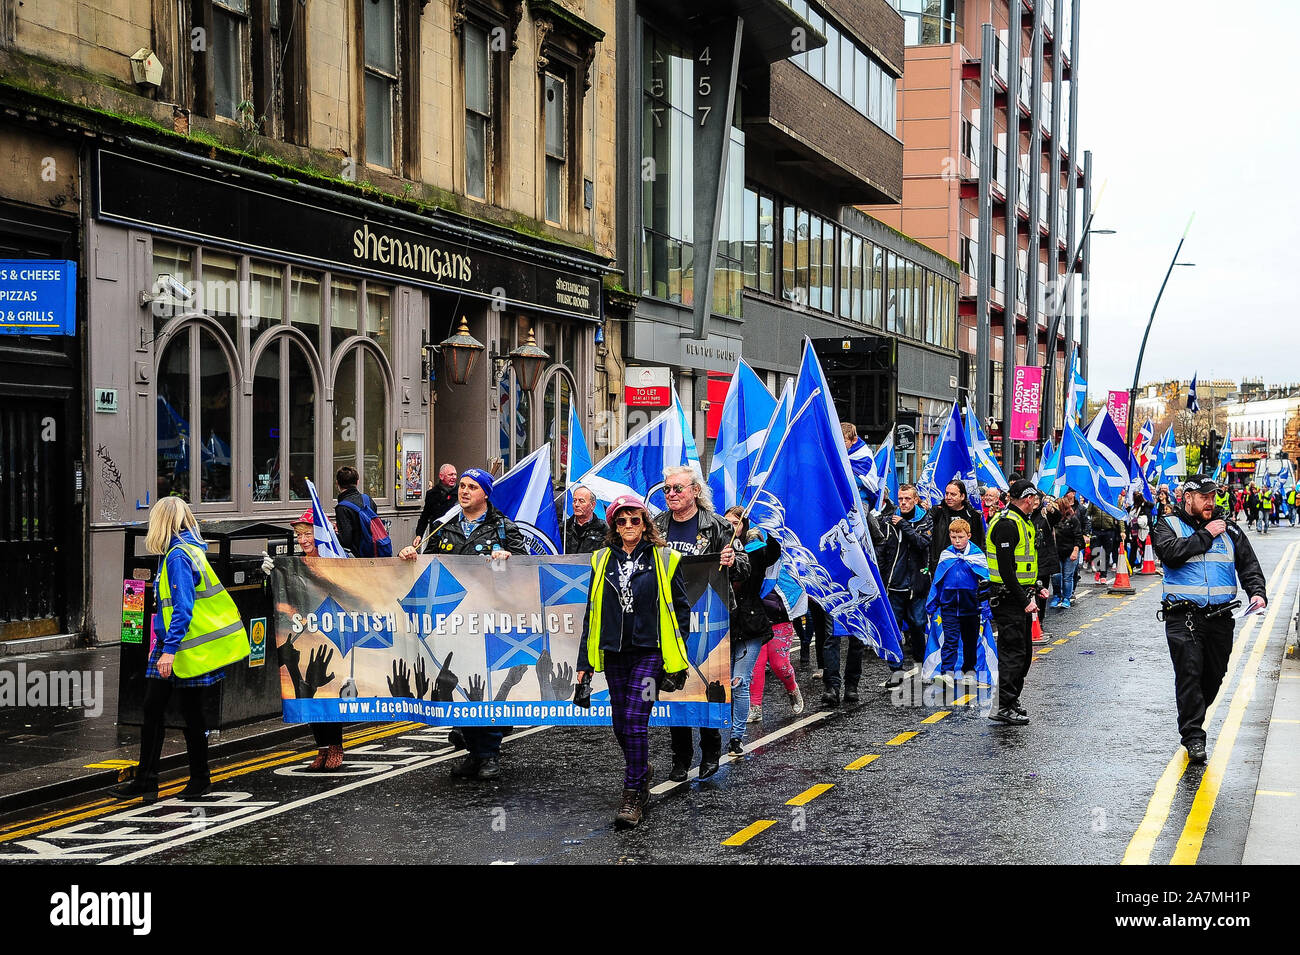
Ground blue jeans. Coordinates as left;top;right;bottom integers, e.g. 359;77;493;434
730;635;764;741
1053;557;1078;602
1258;512;1269;533
888;590;928;668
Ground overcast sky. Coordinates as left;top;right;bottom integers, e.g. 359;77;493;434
1076;0;1300;396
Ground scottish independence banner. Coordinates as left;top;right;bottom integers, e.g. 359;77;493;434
270;554;731;728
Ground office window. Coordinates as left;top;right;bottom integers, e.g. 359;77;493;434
363;0;398;169
866;241;883;328
464;22;492;199
713;125;745;318
839;230;853;318
851;235;864;322
642;29;694;304
544;72;568;225
758;194;775;294
885;250;899;332
796;208;810;307
808;216;822;312
782;203;796;301
807;9;824;82
821;220;835;313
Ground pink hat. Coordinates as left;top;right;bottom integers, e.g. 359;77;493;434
606;493;647;525
291;509;314;528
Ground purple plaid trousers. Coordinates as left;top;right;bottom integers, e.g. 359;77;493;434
603;648;663;790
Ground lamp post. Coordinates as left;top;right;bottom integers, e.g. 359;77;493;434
1036;215;1115;445
1126;217;1197;451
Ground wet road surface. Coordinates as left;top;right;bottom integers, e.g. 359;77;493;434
3;530;1295;865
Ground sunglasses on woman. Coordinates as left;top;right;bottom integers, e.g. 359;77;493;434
615;514;643;527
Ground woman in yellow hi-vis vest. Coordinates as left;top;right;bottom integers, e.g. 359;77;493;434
112;497;249;803
575;493;691;830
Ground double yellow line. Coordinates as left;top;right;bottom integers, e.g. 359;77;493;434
0;721;425;845
1122;541;1299;865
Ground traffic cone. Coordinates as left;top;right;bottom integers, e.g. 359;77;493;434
1031;609;1045;643
1109;550;1136;594
1139;538;1158;575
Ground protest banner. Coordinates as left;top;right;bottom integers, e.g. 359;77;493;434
270;554;731;728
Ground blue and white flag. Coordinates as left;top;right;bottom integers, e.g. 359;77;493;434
576;389;700;513
1155;427;1182;491
1187;373;1200;412
1064;349;1088;426
564;404;599;519
846;436;879;508
707;359;777;510
873;428;898;510
1211;436;1233;483
1059;418;1127;520
1085;410;1144;498
746;340;903;664
921;544;998;711
745;379;793;500
917;402;976;505
492;443;562;554
964;400;1008;491
305;478;350;558
1034;437;1058;495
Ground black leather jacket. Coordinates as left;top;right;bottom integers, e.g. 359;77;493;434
730;530;781;643
563;514;609;554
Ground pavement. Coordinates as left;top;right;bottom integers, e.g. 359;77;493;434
0;525;1296;863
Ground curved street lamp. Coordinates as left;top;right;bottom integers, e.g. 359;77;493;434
1126;216;1197;448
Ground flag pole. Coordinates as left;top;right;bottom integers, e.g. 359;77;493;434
738;388;822;524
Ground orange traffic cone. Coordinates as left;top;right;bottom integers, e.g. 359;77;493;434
1109;549;1136;594
1139;538;1158;575
1031;609;1045;643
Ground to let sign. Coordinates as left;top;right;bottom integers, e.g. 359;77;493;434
1010;365;1042;441
625;366;671;407
0;260;77;335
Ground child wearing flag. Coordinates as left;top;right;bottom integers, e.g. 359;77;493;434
922;518;995;698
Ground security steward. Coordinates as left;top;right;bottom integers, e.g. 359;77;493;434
563;485;608;554
1151;474;1266;764
985;479;1050;725
398;467;527;779
1214;485;1233;518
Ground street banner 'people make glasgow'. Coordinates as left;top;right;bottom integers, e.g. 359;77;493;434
270;554;731;728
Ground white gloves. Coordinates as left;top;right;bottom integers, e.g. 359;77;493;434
261;550;275;576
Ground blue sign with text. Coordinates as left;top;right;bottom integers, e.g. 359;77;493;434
0;259;77;335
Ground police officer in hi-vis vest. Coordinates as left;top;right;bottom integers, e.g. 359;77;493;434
985;480;1050;726
1152;474;1266;764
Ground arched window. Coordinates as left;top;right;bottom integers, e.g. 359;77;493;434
333;344;390;501
540;365;576;485
253;335;318;503
156;323;236;504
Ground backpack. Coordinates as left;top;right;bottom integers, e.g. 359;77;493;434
337;494;393;557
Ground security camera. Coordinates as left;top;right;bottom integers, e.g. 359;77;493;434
159;274;195;303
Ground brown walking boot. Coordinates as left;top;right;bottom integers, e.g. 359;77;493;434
614;788;643;829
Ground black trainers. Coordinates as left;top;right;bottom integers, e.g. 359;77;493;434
843;686;860;704
476;756;501;780
989;707;1029;726
1012;701;1028;717
698;756;720;779
821;688;840;707
885;670;905;688
668;757;689;783
1186;740;1207;764
727;738;744;757
110;777;158;803
451;755;482;778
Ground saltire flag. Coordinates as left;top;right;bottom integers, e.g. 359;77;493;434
484;629;550;672
1085;410;1145;498
576;389;700;513
1187;373;1200;412
746;339;903;664
1059;418;1128;520
492;443;562;554
917;402;976;505
312;595;394;656
305;478;350;558
564;404;601;519
1211;436;1233;483
920;545;998;711
1064;348;1088;426
1155;427;1182;491
846;436;879;508
1034;437;1058;495
746;379;792;497
707;358;777;510
964;399;1008;491
873;427;898;510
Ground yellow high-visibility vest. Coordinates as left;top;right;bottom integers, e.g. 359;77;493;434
984;508;1038;586
158;541;250;679
585;545;689;675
